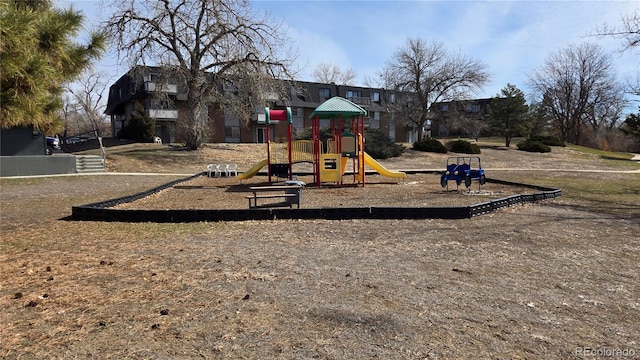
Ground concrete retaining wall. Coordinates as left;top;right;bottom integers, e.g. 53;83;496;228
0;155;76;177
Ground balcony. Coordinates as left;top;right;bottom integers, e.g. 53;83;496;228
147;109;178;119
347;96;371;106
144;81;178;94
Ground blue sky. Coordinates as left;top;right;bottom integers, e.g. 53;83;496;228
65;0;639;108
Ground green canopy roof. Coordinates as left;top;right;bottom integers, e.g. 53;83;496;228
309;96;367;119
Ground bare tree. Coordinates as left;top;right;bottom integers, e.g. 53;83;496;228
64;71;112;138
312;63;356;85
528;43;626;144
60;95;85;137
381;38;490;140
106;0;296;149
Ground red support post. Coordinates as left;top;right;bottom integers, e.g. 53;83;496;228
360;114;366;187
288;121;293;180
266;124;272;183
312;115;321;187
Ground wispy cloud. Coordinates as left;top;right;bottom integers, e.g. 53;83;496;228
255;0;637;102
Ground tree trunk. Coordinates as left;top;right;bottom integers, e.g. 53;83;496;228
185;103;206;150
184;79;208;150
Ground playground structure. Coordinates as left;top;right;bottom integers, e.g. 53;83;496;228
237;106;314;182
238;97;406;186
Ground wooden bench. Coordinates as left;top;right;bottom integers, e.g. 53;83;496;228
247;185;303;209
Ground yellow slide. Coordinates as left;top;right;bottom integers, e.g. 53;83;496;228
237;159;268;180
363;152;407;179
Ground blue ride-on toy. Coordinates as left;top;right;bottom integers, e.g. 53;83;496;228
440;156;486;189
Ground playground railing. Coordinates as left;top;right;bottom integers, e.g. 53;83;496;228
269;140;316;164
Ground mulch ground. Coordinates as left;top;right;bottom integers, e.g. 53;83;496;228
113;173;536;210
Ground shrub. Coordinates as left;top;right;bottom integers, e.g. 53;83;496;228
293;128;314;141
413;138;447;153
517;140;551;153
293;128;334;144
364;129;405;159
446;139;481;154
530;135;565;147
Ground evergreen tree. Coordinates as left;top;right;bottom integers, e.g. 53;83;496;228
0;0;105;134
487;84;531;147
119;106;155;143
620;108;640;142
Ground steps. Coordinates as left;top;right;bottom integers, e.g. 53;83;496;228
75;155;105;173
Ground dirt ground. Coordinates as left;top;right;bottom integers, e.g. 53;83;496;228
1;142;639;359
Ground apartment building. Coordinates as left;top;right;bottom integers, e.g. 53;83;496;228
105;66;182;143
105;66;420;144
429;98;494;138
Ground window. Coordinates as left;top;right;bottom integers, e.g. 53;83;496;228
371;92;380;102
319;88;330;99
389;93;396;104
256;128;267;143
441;104;449;112
224;126;240;138
293;117;304;130
347;90;362;98
369;112;381;129
292;107;304;130
466;104;480;112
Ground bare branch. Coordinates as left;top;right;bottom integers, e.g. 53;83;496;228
590;9;640;54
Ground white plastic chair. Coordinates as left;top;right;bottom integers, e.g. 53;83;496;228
207;164;218;177
226;163;238;177
215;164;226;177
